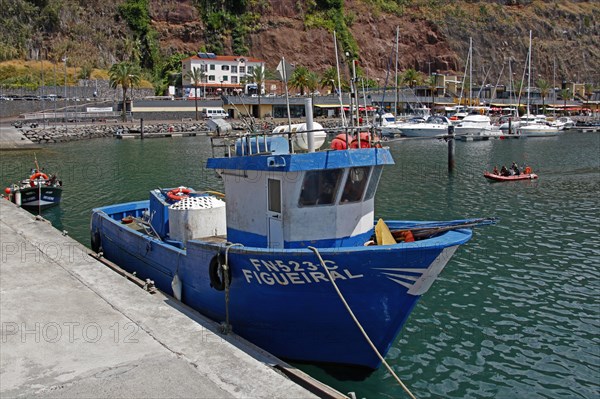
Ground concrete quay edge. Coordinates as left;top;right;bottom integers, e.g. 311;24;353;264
0;199;347;398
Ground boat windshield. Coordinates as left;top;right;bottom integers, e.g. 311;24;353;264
364;166;383;200
340;167;370;203
299;169;343;206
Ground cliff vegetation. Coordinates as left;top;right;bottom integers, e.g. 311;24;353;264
0;0;598;93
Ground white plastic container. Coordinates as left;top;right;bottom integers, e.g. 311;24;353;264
272;122;327;150
168;196;226;243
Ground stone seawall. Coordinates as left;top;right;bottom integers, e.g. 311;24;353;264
19;122;208;144
17;119;343;144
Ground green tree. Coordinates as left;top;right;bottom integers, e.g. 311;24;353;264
306;71;319;114
319;67;338;94
400;68;420;87
185;67;206;121
560;88;572;113
78;64;93;81
289;66;311;95
536;78;551;114
584;83;593;99
109;62;141;122
247;65;268;118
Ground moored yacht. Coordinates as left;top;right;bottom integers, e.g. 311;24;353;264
397;115;452;138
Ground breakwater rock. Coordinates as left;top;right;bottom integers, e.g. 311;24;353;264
19;118;345;144
20;122;208;144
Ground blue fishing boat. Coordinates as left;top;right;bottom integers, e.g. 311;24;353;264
90;117;490;369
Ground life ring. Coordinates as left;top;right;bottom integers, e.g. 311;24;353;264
29;172;48;186
209;253;230;291
167;187;191;201
524;166;532;174
30;172;48;181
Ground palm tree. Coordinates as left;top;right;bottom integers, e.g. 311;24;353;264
401;68;420;88
560;88;571;115
306;71;319;114
109;62;141;122
319;67;338;94
536;78;551;114
185;67;205;121
289;66;311;96
249;65;267;119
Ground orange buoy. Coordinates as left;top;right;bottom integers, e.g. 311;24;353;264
330;134;350;150
350;132;372;148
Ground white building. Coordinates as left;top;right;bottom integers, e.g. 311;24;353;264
181;52;265;98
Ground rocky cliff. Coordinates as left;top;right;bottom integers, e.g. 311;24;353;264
1;0;598;87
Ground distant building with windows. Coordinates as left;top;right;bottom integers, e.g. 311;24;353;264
181;52;265;98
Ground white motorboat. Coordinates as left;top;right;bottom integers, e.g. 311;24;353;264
397;115;452;138
517;123;561;137
455;115;503;141
549;116;575;130
380;116;426;137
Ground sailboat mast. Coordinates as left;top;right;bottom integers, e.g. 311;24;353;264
469;37;472;108
526;30;532;116
394;26;399;117
333;31;346;127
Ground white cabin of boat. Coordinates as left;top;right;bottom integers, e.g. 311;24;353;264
207;138;394;249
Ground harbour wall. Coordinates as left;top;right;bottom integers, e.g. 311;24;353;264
0;199;342;398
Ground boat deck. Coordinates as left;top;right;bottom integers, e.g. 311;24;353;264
196;235;228;244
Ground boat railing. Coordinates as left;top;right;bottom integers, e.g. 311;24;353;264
209;124;380;158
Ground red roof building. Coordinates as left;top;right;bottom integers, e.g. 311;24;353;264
181;53;265;98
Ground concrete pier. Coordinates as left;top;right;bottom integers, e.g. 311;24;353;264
0;125;38;150
0;200;344;398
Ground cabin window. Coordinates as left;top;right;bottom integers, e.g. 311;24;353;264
268;179;281;213
298;169;343;206
340;167;370;203
364;166;383;200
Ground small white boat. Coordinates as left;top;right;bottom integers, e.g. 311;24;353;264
373;112;397;127
398;115;452;138
455;114;503;141
380;116;426;137
517;123;561;137
549;116;575;130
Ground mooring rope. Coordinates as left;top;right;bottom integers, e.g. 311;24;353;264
307;246;417;399
221;243;243;334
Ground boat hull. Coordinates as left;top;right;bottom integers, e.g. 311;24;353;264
398;125;448;137
517;123;561;137
483;172;538;182
91;201;472;369
12;186;62;209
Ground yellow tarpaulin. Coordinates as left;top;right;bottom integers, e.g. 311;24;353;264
375;218;396;245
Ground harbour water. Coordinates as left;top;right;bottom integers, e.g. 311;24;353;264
1;131;598;398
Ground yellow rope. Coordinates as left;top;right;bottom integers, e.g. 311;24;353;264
308;246;417;399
